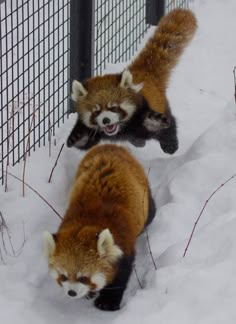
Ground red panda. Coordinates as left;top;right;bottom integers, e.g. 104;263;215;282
67;9;197;154
44;144;156;311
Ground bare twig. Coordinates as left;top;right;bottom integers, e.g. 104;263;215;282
48;119;52;158
4;116;11;192
233;67;236;105
133;265;143;289
7;171;62;220
183;172;236;257
145;228;157;270
48;143;65;183
0;211;26;261
5;105;15;192
22;110;36;197
143;167;157;270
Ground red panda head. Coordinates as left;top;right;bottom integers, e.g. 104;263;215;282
43;227;123;299
71;70;143;136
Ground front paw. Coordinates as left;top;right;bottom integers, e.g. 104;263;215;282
143;112;170;132
94;295;120;311
160;138;178;154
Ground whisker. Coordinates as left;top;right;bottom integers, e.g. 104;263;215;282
91;127;99;139
102;286;123;290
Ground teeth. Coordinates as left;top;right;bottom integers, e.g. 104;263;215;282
103;123;119;136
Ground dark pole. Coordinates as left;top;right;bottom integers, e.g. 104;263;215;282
146;0;165;25
69;0;94;112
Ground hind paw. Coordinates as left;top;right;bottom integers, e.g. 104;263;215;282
66;132;89;148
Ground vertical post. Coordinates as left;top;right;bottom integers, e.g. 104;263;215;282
69;0;94;111
146;0;165;25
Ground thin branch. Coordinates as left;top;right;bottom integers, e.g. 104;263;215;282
133;265;143;289
183;172;236;257
22;110;36;197
5;104;15;192
7;171;62;220
48;119;52;158
48;143;65;183
143;167;157;270
145;228;157;270
233;67;236;105
0;211;26;261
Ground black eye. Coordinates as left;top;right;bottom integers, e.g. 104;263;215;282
109;106;120;113
60;274;68;282
79;276;89;284
93;110;100;117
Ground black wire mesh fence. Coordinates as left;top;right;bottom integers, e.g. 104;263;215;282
92;0;193;76
93;0;150;76
0;0;70;184
166;0;192;11
0;0;192;185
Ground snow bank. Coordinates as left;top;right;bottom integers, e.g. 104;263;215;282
1;0;236;323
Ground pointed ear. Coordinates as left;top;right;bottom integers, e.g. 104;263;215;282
43;231;56;258
71;80;88;101
97;229;123;262
120;69;143;93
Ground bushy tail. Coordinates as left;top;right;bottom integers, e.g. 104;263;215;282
129;8;197;113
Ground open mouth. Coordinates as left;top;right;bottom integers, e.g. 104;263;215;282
103;123;120;136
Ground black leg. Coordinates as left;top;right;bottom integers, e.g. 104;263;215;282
157;115;178;154
94;254;134;311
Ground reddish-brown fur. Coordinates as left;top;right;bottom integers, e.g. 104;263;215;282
60;144;149;253
50;144;150;285
130;8;197;113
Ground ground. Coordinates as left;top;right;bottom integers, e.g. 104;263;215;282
1;0;236;323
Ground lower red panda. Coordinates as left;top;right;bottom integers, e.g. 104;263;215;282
67;9;197;154
44;144;156;311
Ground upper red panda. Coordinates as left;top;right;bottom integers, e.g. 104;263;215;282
67;9;197;154
43;144;156;311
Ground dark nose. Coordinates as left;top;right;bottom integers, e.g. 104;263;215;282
103;117;111;125
68;290;77;297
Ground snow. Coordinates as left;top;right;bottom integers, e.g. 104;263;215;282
1;0;236;323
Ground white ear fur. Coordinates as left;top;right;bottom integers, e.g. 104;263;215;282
97;229;123;262
120;69;143;93
71;80;88;101
43;231;56;258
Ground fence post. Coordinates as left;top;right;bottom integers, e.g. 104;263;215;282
69;0;94;112
146;0;165;25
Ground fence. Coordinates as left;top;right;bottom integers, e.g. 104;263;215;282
0;0;192;185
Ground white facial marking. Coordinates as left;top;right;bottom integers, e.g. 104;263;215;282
108;102;118;108
91;272;106;291
62;281;90;299
94;104;101;112
61;270;68;277
76;272;82;279
120;100;136;120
